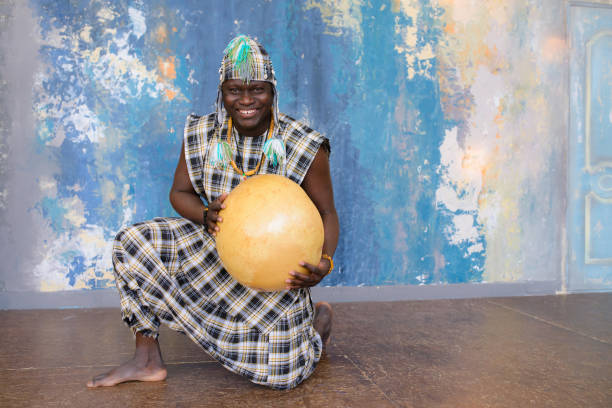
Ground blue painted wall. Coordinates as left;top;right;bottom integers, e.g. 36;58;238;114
0;0;608;294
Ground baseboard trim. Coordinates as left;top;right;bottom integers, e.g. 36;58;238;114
0;281;561;310
312;281;559;302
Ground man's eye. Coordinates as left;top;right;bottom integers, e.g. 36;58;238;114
229;88;239;94
253;87;264;93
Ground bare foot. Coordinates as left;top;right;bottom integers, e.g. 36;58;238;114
87;356;167;387
87;333;167;388
314;301;333;348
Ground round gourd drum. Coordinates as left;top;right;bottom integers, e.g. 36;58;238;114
215;174;324;291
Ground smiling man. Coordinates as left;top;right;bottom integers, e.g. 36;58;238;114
222;79;272;136
86;35;339;390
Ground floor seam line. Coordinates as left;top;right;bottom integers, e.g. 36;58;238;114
486;300;611;346
2;360;217;371
335;345;402;408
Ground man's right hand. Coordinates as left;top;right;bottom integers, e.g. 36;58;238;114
206;193;228;236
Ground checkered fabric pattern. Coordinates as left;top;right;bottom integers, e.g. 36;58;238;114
185;112;329;203
111;112;328;389
113;217;322;388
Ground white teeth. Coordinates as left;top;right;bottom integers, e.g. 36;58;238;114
240;110;256;115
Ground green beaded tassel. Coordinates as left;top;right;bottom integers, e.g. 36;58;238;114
224;35;255;82
210;141;232;168
263;138;286;167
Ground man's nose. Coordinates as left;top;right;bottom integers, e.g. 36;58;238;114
239;90;254;105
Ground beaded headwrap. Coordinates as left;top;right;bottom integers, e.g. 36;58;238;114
210;35;285;169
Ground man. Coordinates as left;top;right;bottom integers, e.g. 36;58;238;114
87;35;339;390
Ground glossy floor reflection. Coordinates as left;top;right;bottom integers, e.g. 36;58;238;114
1;293;611;407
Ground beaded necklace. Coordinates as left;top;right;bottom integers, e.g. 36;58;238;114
227;115;274;180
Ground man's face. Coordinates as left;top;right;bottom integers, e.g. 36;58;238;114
222;79;273;137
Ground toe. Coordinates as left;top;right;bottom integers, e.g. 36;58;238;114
87;373;110;388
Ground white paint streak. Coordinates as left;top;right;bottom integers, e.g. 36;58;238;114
69;104;105;143
393;0;436;79
63;195;86;228
79;25;93;43
121;183;134;226
97;7;118;22
436;65;511;256
187;69;199;85
129;7;147;39
305;0;364;37
446;214;479;245
82;32;164;104
468;242;484;254
435;127;482;212
436;126;485;254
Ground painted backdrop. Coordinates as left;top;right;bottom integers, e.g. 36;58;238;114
0;0;587;293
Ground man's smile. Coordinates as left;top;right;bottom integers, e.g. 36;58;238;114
238;108;258;118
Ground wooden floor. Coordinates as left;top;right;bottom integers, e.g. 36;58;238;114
1;293;611;407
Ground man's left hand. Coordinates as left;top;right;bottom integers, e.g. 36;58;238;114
285;257;332;289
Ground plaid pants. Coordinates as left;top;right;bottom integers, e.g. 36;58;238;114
112;217;322;389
